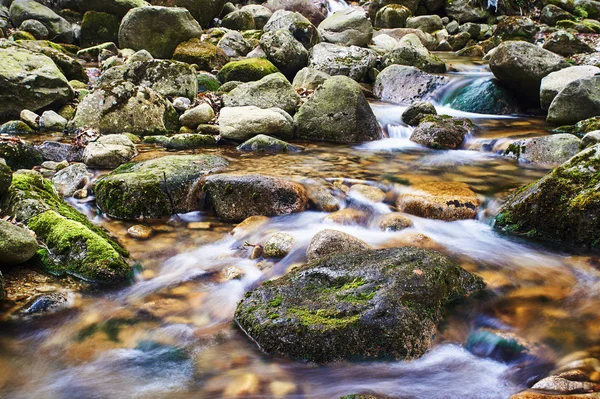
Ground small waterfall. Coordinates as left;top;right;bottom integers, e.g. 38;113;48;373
326;0;349;16
487;0;498;11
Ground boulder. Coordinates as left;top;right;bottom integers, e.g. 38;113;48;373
374;65;447;104
161;134;217;150
493;16;538;42
445;0;489;22
0;47;72;119
260;28;308;79
582;130;600;148
9;0;74;43
0;137;43;170
235;247;484;362
402;100;436;125
540;4;575;26
217;30;253;58
237;134;304;153
397;181;479;220
410;115;472;150
542;30;594;56
292;66;330;89
540;65;600;110
0;170;130;284
51;163;90;197
36;141;83;163
80;11;119;48
95;154;228;219
118;6;203;59
547;76;600;125
373;28;436;49
75;0;150;19
0;219;38;266
179;103;214;128
148;0;226;27
308;42;377;81
20;19;49;39
222;9;255;30
374;5;412;29
263;10;321;49
173;38;229;71
216;58;279;82
489;41;570;107
444;78;521;115
70;80;179;136
495;144;600;248
504;134;581;165
39;110;67;131
203;173;308;222
97;59;198;99
0;120;34;134
318;8;373;47
219;106;294;141
382;33;446;73
369;0;419;19
405;15;443;33
306;229;370;261
241;5;272;29
224;73;299;115
295;75;381;143
554;116;600;136
263;232;294;258
83;134;138;169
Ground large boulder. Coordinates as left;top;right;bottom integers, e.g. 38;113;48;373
542;30;594;56
318;8;373;47
0;219;38;266
235;247;484;362
95;154;228;219
173;38;229;72
444;77;521;115
9;0;74;43
260;28;308;79
0;47;72;119
540;66;600;110
547;76;600;125
445;0;489;22
216;58;279;82
1;170;130;284
294;75;381;143
410;115;472;150
223;73;299;115
70;80;179;135
495;144;600;248
292;67;330;90
405;15;443;33
219;106;294;141
83;134;138;169
540;4;575;26
374;65;447;104
118;6;203;59
263;10;321;49
308;42;377;81
75;0;150;19
204;173;308;222
97;59;198;99
493;16;538;42
149;0;226;28
504;134;581;165
382;33;446;73
489;41;570;107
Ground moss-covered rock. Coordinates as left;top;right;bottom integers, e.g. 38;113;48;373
69;80;179;135
149;0;227;28
0;170;130;284
95;154;228;219
216;58;279;83
263;9;321;49
235;247;484;362
80;11;120;48
295;75;381;143
495;144;600;248
76;0;150;19
9;0;74;43
0;46;73;119
204;173;308;222
161;134;217;150
197;71;221;92
236;134;304;153
118;6;203;59
0;137;43;170
374;4;412;28
0;120;34;134
554;116;600;136
173;38;229;71
493;16;539;42
410;115;472;150
223;73;300;115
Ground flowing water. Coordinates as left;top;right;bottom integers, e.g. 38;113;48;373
0;57;599;399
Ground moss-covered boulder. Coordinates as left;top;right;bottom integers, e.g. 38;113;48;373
75;0;150;19
0;120;34;134
0;170;130;284
204;173;308;222
504;134;581;165
493;16;538;42
495;144;600;248
223;73;300;115
9;0;74;43
173;38;229;71
80;11;120;48
374;4;412;28
161;133;217;150
97;59;198;99
0;137;43;170
118;6;203;59
95;154;228;219
0;219;38;266
263;10;321;49
216;58;279;83
444;78;521;115
149;0;227;28
410;115;472;150
0;47;73;119
235;247;484;362
259;28;308;79
70;80;179;135
554;116;600;136
295;75;381;143
382;33;446;73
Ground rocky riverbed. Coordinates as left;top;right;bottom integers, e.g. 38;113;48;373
0;0;600;398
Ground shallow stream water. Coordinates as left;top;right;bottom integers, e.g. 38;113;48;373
0;57;598;399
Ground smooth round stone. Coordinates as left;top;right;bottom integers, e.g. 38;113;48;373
127;224;154;239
